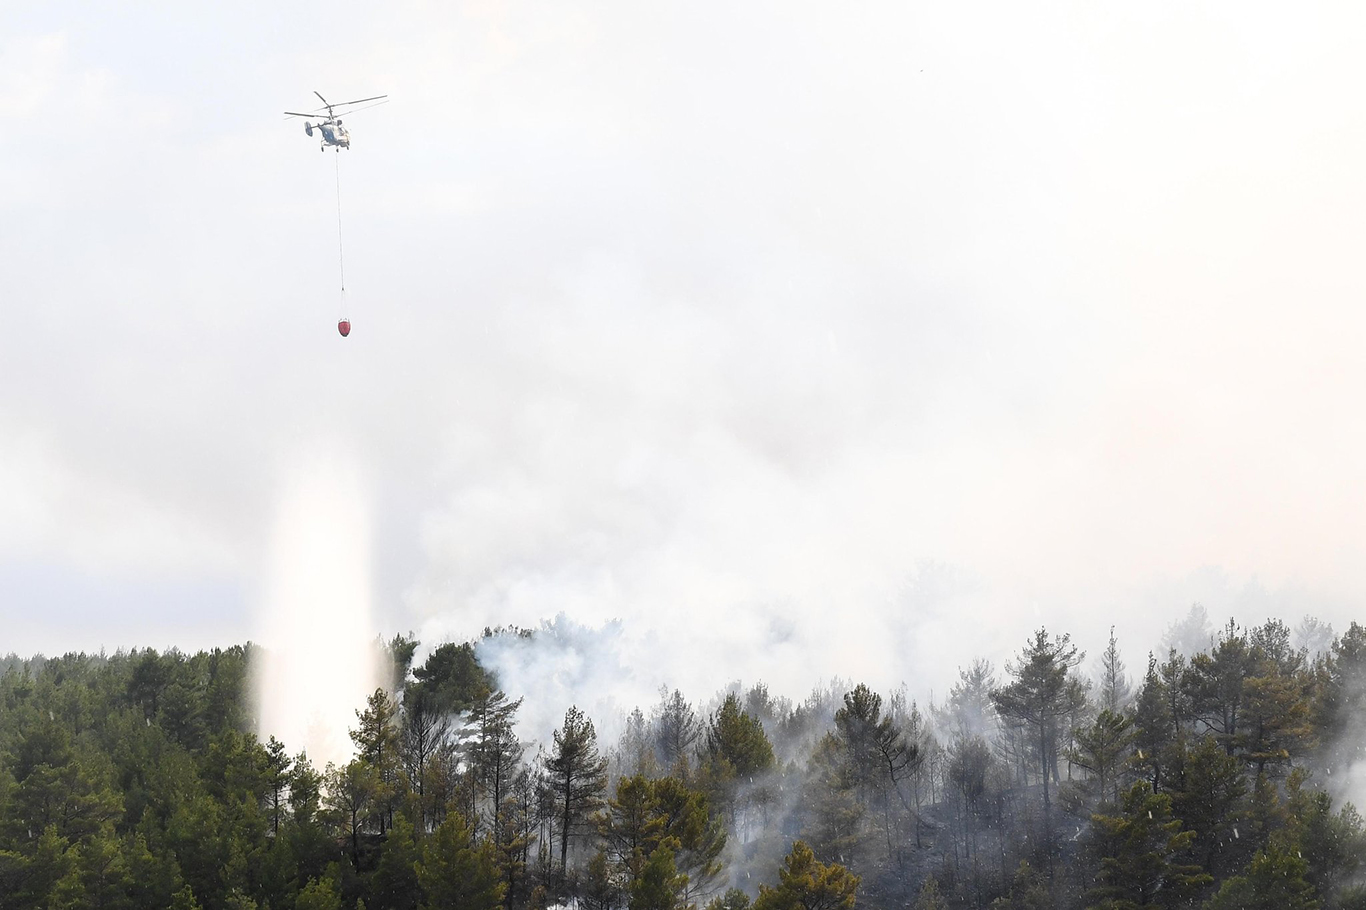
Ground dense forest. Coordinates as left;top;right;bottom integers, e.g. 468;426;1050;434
1;608;1365;910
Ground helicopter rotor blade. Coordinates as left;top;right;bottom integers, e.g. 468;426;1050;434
314;91;331;107
336;94;388;106
283;111;318;118
333;100;389;116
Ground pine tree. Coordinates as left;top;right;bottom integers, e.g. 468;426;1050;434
1066;709;1134;806
1131;654;1170;791
416;813;504;910
370;813;420;910
989;861;1049;910
1086;782;1212;909
1239;668;1314;775
582;849;618;910
651;776;727;904
1292;616;1335;658
598;774;726;905
912;877;948;910
706;889;752;910
494;778;534;910
1169;735;1247;872
704;695;776;778
701;694;776;834
946;733;993;875
325;760;380;865
1098;627;1134;714
542;706;609;874
400;685;451;834
1283;773;1365;904
1163;604;1213;657
940;660;997;740
296;875;343;910
1203;843;1319;910
410;643;493;715
51;827;132;910
1185;621;1255;756
991;628;1085;852
1321;622;1366;776
264;737;292;837
600;775;665;889
653;690;701;775
351;689;401;835
752;841;858;910
801;733;863;861
617;707;656;779
631;838;688;910
170;885;203;910
470;690;524;841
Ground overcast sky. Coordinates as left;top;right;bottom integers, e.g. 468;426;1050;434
4;2;1366;717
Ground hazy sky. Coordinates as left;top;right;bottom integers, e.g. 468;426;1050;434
4;2;1366;717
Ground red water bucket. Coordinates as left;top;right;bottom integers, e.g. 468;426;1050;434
338;319;351;337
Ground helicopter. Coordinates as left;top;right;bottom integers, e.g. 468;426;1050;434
284;91;388;151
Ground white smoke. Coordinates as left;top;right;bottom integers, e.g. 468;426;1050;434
468;614;647;749
253;449;381;769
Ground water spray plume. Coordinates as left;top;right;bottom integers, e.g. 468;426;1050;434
253;451;380;769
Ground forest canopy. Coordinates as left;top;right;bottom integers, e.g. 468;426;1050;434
1;612;1364;910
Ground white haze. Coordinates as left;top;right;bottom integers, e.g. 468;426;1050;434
0;1;1364;797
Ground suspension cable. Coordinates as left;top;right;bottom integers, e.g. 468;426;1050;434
334;150;346;313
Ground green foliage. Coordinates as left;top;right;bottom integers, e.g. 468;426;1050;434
0;619;1363;910
601;775;666;887
371;813;420;910
1067;709;1135;806
1202;842;1319;910
469;689;524;840
416;812;504;910
653;690;701;775
1170;735;1248;870
700;693;776;842
649;776;726;901
753;841;858;910
170;884;203;910
800;733;862;860
631;838;687;910
912;877;947;910
351;688;402;841
991;628;1085;832
1321;623;1366;772
1087;782;1212;908
582;850;617;910
410;643;493;715
704;695;775;779
1282;775;1365;904
297;875;344;910
599;775;726;904
989;861;1049;910
386;634;420;694
706;889;752;910
543;706;609;873
50;827;133;910
1185;621;1255;756
1239;649;1316;774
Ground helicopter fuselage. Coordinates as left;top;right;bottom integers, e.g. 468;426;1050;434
308;119;350;149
